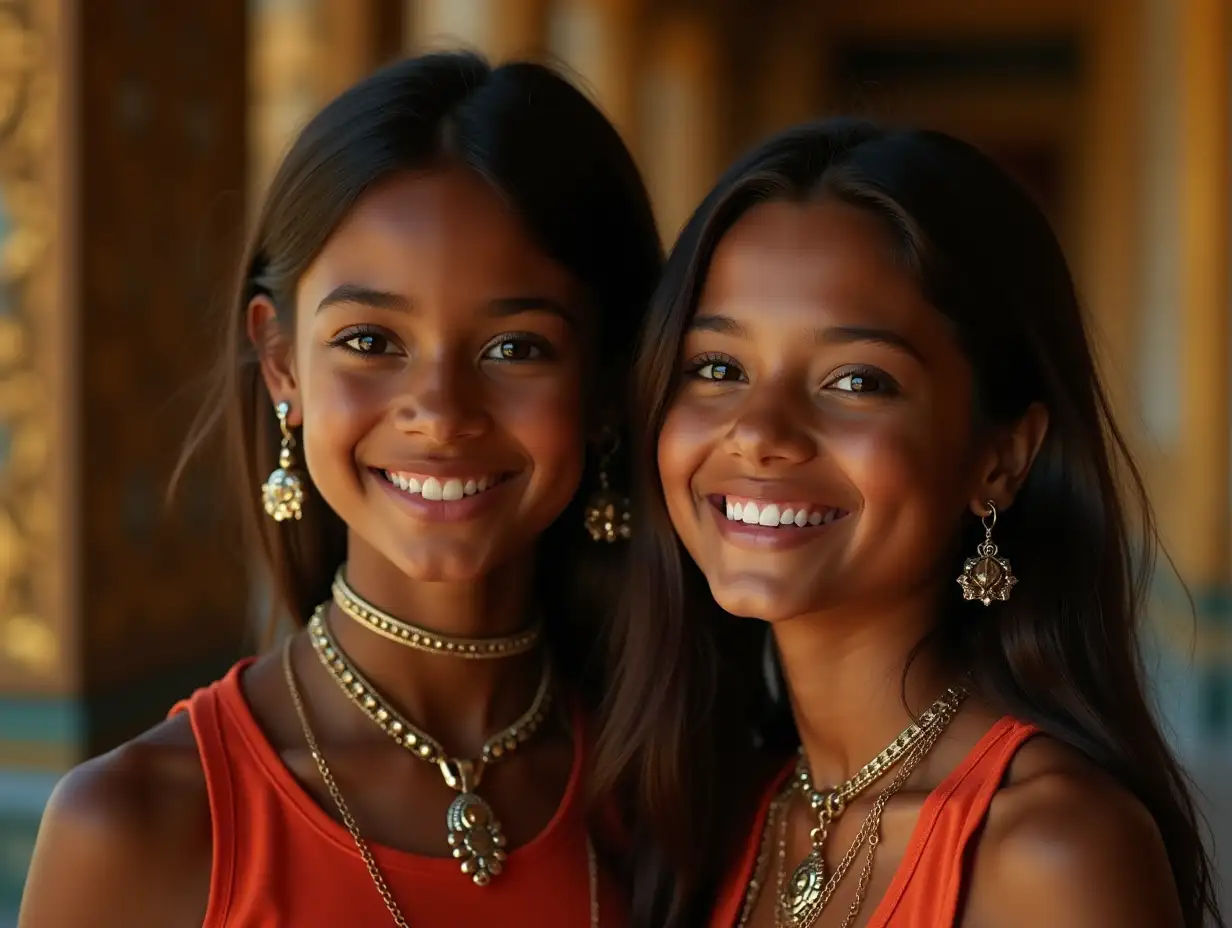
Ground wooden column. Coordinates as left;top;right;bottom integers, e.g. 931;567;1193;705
0;0;250;770
548;0;643;147
1077;0;1142;426
407;0;549;62
1176;0;1230;590
640;13;721;238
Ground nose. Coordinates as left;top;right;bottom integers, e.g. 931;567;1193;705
723;382;815;468
390;356;489;444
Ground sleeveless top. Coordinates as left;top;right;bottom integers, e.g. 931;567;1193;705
709;717;1039;927
171;659;625;927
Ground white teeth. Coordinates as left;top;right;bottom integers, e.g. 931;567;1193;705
759;504;780;527
386;471;501;501
726;499;735;520
794;509;808;527
722;496;842;529
732;501;743;520
780;508;795;525
742;502;760;525
808;510;822;525
822;508;836;524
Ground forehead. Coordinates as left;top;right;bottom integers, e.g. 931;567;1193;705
297;166;579;309
699;198;936;334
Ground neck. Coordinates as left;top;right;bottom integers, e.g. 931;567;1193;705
318;533;548;757
774;588;957;789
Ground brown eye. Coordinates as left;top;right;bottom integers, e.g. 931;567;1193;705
829;370;891;394
345;333;391;354
484;338;544;361
693;357;746;382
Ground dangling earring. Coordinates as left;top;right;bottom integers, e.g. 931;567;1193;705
957;500;1017;606
261;401;306;522
583;437;631;543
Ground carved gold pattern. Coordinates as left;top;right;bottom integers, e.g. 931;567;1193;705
0;0;59;677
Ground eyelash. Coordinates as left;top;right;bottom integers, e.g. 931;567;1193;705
824;365;900;396
481;331;554;363
327;327;555;363
684;354;899;396
684;352;746;383
329;325;401;357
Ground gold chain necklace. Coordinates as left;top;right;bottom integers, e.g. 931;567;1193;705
738;687;966;928
308;605;553;885
332;567;542;658
282;637;599;926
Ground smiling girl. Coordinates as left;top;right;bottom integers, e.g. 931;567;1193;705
20;53;660;927
598;120;1223;927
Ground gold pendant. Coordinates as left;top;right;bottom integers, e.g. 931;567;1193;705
446;792;507;885
441;759;507;886
781;849;825;926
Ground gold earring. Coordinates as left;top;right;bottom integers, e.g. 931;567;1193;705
583;439;631;543
261;401;306;522
957;500;1017;606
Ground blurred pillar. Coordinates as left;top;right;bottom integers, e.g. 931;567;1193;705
407;0;550;62
1078;0;1141;418
0;0;250;770
751;5;825;139
640;13;721;238
1176;0;1230;589
250;0;318;203
549;0;643;147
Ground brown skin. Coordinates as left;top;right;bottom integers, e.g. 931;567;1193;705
19;167;595;927
659;200;1182;927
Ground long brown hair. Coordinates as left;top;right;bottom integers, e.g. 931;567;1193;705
595;119;1223;927
176;51;662;700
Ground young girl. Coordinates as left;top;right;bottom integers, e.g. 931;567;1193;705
19;52;661;927
597;120;1223;927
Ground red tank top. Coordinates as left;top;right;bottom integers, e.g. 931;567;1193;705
172;660;625;926
709;716;1039;927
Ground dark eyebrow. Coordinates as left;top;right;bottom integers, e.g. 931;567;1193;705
816;325;925;363
688;313;750;338
488;297;575;325
316;284;409;314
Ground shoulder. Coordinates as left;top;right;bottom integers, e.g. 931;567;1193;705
965;734;1182;928
19;712;214;928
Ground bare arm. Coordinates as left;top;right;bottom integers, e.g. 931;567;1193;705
966;768;1183;928
18;715;213;928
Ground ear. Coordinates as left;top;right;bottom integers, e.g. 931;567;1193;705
969;402;1049;516
247;295;301;425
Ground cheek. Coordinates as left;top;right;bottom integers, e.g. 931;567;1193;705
498;375;587;484
656;400;716;527
297;358;390;480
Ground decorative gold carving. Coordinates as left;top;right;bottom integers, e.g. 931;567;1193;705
0;0;60;677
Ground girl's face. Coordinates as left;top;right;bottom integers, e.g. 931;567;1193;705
258;166;591;582
658;199;1014;623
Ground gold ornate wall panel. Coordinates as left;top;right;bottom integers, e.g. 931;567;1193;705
0;0;70;696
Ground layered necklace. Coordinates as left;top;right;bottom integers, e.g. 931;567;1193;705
282;575;599;926
737;685;967;928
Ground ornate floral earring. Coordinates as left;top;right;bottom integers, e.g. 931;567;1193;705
261;401;306;522
957;500;1017;606
583;437;631;543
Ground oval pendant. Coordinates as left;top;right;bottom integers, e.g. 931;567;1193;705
446;792;508;886
781;850;825;926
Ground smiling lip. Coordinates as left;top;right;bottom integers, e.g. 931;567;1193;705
371;467;518;523
704;492;850;550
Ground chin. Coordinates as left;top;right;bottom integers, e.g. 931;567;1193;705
707;576;813;624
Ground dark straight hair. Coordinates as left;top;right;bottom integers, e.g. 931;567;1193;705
595;119;1223;927
176;51;663;702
